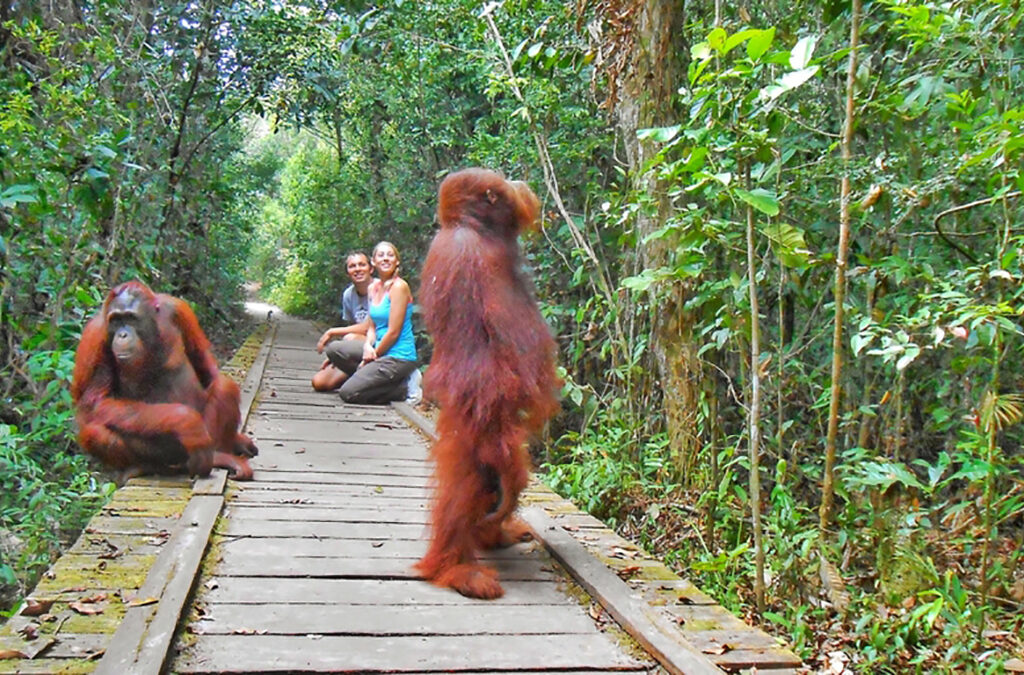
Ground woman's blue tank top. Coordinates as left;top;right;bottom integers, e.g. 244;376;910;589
369;293;417;362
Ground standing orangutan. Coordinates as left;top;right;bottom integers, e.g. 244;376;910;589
415;168;560;599
72;280;257;481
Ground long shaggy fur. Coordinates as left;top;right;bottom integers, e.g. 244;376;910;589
415;168;559;599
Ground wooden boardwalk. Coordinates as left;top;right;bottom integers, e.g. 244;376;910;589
0;314;801;674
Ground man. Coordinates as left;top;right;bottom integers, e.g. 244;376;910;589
311;251;372;391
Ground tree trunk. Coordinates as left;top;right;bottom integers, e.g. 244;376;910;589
614;0;700;479
820;0;862;534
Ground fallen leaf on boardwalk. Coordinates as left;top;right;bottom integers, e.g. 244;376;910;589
270;389;277;397
17;623;39;640
204;580;219;590
274;442;284;447
98;545;126;560
231;628;268;635
374;486;384;493
702;642;733;655
295;448;305;454
70;600;105;615
371;541;384;548
0;649;27;660
20;598;55;616
610;546;638;559
615;565;641;580
588;603;603;621
127;597;159;607
1003;658;1024;672
281;498;311;504
60;586;87;593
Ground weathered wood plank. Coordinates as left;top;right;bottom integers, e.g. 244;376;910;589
214;551;556;579
215;535;541;559
245;470;429;488
246;460;432;478
216;519;425;539
189;603;599;636
173;633;643;673
228;490;427;508
247;418;421;444
231;481;427;498
202;577;576;606
223;505;428;523
256;437;426;454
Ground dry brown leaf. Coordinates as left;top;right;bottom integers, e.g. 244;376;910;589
702;642;734;655
70;601;105;616
127;597;159;607
17;623;39;640
615;565;641;580
819;556;851;612
0;649;26;660
20;598;55;617
1009;578;1024;602
1003;658;1024;672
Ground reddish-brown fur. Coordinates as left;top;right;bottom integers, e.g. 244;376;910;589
415;169;559;599
71;280;257;480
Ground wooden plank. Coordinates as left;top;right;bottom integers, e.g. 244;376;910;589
245;470;428;488
520;507;724;675
67;532;175;558
229;490;427;508
216;519;425;539
95;494;223;675
201;577;576;606
256;438;426;454
189;603;599;636
216;536;539;560
173;633;643;673
232;481;427;498
247;461;432;478
214;551;556;579
247;418;421;444
0;632;107;660
223;505;428;523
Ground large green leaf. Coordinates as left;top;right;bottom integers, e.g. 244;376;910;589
735;188;780;216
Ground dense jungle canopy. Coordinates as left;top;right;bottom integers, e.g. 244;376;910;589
2;0;1023;671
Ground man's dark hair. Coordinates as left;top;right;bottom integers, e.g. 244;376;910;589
345;251;369;265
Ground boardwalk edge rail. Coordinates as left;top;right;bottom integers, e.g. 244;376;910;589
95;319;278;674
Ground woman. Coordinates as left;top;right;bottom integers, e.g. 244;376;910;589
327;241;419;404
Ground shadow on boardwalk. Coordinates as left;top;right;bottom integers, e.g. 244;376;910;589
0;313;801;674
